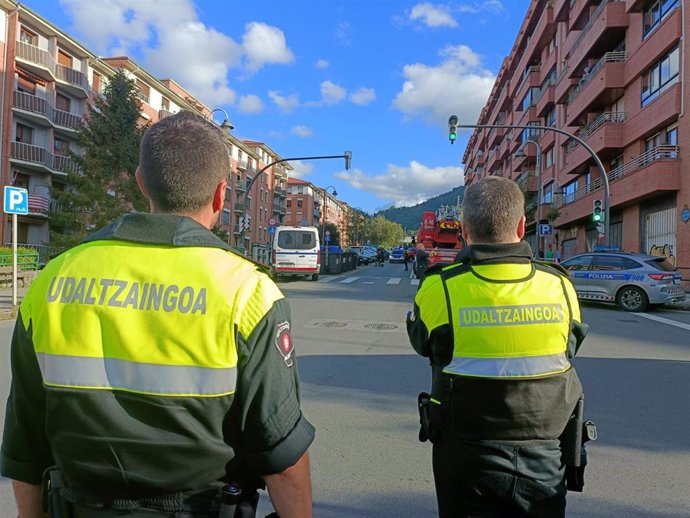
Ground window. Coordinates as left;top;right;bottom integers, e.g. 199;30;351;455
56;93;71;112
136;80;150;103
592;255;638;271
643;0;679;37
520;122;540;142
561;255;593;271
641;46;679;106
92;72;102;93
161;97;170;111
562;180;579;204
545;107;556;127
57;50;73;67
297;186;305;194
287;199;292;208
225;187;232;202
54;138;70;156
15;123;33;144
544;147;554;168
19;27;37;46
297;199;303;208
222;210;231;225
542;182;554;204
13;172;30;189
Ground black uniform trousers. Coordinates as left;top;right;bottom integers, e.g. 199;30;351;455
432;433;567;518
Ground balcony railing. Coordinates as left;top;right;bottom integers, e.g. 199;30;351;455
234;201;245;212
566;51;626;105
514;66;541;97
234;180;247;192
159;109;174;119
136;90;150;104
566;111;626;153
27;193;51;214
55;63;89;91
13;90;82;131
534;79;555;104
10;141;78;174
16;41;54;71
568;0;620;56
554;145;679;208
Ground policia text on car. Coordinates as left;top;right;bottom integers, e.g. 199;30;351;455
0;112;315;518
408;176;596;518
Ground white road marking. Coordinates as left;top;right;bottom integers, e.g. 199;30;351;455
387;278;402;285
340;277;360;284
411;279;420;286
633;312;690;331
362;281;375;284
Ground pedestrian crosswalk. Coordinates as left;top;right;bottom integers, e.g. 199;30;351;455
321;276;420;286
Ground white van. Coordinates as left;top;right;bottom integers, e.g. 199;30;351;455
271;226;321;281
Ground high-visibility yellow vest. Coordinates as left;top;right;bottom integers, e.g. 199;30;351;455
417;261;580;379
21;239;283;397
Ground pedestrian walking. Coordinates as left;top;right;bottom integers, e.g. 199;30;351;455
1;112;314;518
407;176;593;518
404;247;410;271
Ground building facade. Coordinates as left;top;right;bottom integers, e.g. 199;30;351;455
463;0;688;282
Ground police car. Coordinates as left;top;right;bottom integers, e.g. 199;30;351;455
560;252;684;312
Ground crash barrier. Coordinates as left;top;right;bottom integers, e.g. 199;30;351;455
320;251;358;274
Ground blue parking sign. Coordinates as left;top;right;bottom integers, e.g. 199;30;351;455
3;186;28;215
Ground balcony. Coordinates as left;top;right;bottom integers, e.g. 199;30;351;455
512;66;541;100
136;90;149;105
234;180;247;192
53;109;81;131
555;64;578;104
626;83;681;144
272;203;286;214
55;64;90;98
566;112;626;154
159;109;175;119
563;112;626;175
567;1;628;73
15;41;55;83
234;201;245;212
566;52;626;125
535;80;555;116
516;171;538;193
27;193;51;216
274;187;287;197
12;90;52;126
555;145;680;224
522;1;556;64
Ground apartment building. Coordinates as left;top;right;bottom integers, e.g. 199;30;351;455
463;0;688;281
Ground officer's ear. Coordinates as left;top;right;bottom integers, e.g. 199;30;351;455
516;215;526;239
211;179;228;213
135;167;148;198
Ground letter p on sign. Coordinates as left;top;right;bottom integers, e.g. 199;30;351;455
4;186;29;215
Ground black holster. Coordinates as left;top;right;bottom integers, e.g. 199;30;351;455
42;466;73;518
417;392;440;444
560;396;597;492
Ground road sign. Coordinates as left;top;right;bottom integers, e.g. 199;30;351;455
596;222;605;234
269;218;277;226
3;186;28;215
325;233;330;242
538;224;553;237
268;226;275;235
325;230;331;236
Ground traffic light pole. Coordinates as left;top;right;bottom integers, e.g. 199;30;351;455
454;122;610;246
238;151;352;249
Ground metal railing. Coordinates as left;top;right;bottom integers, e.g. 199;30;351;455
234;201;245;212
159;109;174;119
566;111;626;153
567;51;626;105
10;142;78;174
534;79;555;104
55;63;89;91
568;0;621;57
53;108;81;130
136;90;150;104
13;90;82;130
16;42;90;92
234;180;247;192
554;145;679;208
514;66;541;97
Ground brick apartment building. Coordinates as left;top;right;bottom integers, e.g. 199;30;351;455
463;0;689;282
0;1;340;265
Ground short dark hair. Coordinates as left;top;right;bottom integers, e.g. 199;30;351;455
462;176;524;243
139;111;229;213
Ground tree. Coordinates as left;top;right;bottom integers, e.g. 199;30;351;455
323;222;340;245
49;70;148;249
364;215;405;248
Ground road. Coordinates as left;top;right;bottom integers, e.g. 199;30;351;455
1;260;689;517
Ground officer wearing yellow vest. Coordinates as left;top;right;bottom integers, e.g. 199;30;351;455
407;177;591;518
1;112;314;518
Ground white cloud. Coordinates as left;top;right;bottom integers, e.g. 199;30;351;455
410;3;458;28
291;125;313;137
320;80;347;105
315;59;330;69
287;161;315;178
392;44;495;126
335;161;464;207
237;94;264;114
242;22;295;72
334;21;353;46
349;87;376;106
458;1;506;14
268;91;300;112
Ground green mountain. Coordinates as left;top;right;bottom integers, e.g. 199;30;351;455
376;186;465;231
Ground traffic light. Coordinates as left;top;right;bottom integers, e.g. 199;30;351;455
592;199;603;222
448;114;458;144
245;214;251;230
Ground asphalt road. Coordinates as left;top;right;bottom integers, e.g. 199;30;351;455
1;261;689;517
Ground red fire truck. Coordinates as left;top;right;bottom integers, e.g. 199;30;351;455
415;206;464;275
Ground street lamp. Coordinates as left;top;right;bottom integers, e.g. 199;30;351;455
450;116;611;246
515;138;543;258
210;108;234;132
239;151;352;246
319;186;338;271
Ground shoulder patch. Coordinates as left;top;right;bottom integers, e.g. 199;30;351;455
275;321;294;367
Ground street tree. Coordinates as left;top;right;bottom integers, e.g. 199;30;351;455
365;215;405;248
49;69;148;250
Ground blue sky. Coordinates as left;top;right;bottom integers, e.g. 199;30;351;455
25;0;529;213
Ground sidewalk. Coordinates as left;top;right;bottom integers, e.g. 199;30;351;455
0;286;689;321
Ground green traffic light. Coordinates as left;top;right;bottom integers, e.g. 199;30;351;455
593;213;602;222
449;132;457;141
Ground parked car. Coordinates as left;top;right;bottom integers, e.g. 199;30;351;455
389;247;405;263
350;246;375;265
559;252;684;312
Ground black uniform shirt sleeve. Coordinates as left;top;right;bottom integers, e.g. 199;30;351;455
1;313;53;484
225;293;314;477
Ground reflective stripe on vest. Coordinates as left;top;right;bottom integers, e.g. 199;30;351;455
22;240;283;397
37;353;238;396
421;262;575;379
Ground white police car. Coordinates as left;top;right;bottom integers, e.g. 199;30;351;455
560;252;684;312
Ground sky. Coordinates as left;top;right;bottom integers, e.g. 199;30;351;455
24;0;530;213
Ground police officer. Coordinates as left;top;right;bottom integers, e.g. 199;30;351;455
407;176;588;518
1;112;314;518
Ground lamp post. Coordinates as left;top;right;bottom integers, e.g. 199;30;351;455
210;108;234;132
238;151;352;248
319;186;338;271
515;138;543;258
450;117;610;246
